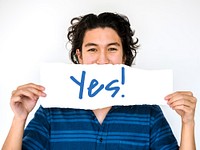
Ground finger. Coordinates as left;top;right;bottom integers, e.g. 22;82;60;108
165;91;193;100
168;99;194;109
17;83;46;96
12;89;38;102
10;94;23;104
166;93;196;105
13;87;46;101
17;83;45;91
172;105;194;114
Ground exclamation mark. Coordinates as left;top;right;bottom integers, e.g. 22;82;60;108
121;66;125;97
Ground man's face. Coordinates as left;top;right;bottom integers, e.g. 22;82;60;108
76;27;125;64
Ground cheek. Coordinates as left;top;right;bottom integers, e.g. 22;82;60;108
109;55;124;64
82;55;97;64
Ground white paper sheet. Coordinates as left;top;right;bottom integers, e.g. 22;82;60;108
39;63;173;109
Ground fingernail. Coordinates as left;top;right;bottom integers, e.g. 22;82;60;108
42;93;46;97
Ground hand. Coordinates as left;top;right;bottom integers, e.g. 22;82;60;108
10;83;46;121
165;91;197;124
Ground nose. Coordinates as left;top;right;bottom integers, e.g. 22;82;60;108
96;51;109;64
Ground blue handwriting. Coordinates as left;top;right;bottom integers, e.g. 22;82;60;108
70;67;125;99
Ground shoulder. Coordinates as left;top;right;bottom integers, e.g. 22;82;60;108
113;105;164;119
36;106;90;120
36;105;77;114
132;105;165;120
126;105;163;114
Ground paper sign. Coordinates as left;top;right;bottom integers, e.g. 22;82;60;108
40;63;173;109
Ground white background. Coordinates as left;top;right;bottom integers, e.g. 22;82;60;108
0;0;199;148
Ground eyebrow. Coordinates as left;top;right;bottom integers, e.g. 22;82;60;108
84;42;121;47
108;42;121;47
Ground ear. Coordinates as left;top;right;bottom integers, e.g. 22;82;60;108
76;49;83;64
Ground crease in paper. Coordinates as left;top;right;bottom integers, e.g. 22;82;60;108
39;63;173;109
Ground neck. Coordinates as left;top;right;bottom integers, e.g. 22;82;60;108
92;106;112;124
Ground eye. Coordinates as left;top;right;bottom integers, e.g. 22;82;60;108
87;48;97;52
108;47;117;51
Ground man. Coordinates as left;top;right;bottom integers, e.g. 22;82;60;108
3;12;196;149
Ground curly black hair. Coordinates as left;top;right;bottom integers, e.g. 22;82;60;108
67;12;139;66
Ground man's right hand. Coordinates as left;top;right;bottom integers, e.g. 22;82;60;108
10;83;46;121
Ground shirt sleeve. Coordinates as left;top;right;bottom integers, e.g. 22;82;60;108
22;105;50;150
150;105;179;150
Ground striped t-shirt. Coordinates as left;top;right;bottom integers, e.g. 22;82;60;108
22;105;179;150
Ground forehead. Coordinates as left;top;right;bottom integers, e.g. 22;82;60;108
83;27;122;45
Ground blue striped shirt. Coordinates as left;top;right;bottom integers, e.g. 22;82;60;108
22;105;179;150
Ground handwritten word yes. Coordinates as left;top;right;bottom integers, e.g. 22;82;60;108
70;67;125;99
